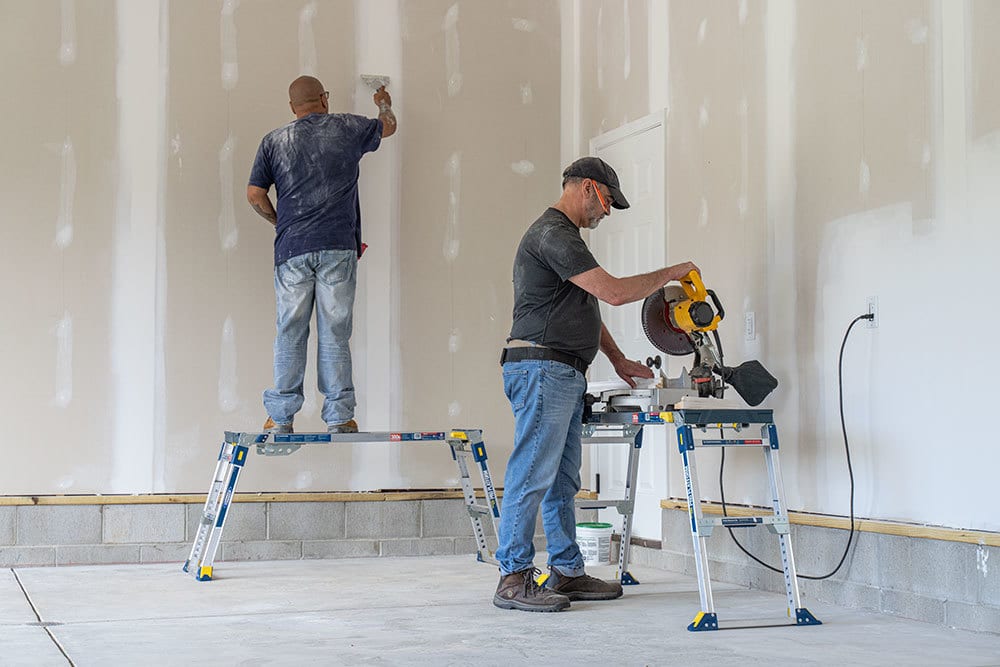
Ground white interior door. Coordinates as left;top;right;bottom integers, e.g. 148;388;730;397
587;111;668;541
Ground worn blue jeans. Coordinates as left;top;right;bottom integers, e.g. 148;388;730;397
497;359;587;577
263;249;357;427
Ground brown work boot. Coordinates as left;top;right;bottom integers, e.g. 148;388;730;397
545;569;623;601
263;417;293;434
493;568;571;612
327;419;358;434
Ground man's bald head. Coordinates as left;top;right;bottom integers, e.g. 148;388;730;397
288;76;328;117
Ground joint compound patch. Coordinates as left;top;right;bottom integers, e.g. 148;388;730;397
448;401;462;418
623;0;631;80
859;160;871;195
219;134;238;250
444;3;462;97
596;6;604;91
699;197;709;228
511;18;537;32
448;329;461;353
511;160;535;177
54;311;73;408
59;0;77;65
976;545;989;577
299;2;318;76
218;316;239;412
698;18;708;44
444;152;461;261
856;36;868;71
520;82;533;105
221;0;240;90
739;0;748;25
56;137;76;249
905;18;928;45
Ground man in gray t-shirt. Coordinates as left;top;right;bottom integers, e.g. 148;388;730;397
494;157;699;613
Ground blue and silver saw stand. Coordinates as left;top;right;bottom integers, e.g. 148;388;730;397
183;429;499;582
671;406;821;631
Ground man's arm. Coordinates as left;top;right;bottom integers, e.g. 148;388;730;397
600;323;654;388
373;86;397;138
570;261;700;306
247;185;277;226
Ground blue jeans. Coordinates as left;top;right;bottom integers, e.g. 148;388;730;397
497;359;587;577
263;249;357;426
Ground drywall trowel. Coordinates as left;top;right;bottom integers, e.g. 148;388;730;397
361;74;390;90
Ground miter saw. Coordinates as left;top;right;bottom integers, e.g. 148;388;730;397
587;271;778;415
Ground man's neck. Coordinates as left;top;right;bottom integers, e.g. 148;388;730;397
553;199;584;229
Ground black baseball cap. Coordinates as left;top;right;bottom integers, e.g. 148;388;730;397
562;157;630;210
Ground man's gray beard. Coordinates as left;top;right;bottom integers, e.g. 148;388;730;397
587;218;602;230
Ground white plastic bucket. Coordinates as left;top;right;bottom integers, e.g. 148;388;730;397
576;522;613;565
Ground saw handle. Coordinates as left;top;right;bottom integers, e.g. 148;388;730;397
706;289;725;322
679;270;708;300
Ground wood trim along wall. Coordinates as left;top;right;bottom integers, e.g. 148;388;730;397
0;489;598;507
660;499;1000;547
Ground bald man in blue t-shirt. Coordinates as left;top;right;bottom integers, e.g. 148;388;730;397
247;75;397;435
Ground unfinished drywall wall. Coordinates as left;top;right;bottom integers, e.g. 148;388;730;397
0;0;563;496
1;1;119;493
571;0;999;532
397;0;562;486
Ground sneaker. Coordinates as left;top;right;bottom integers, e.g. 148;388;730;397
545;568;623;601
493;568;571;612
263;417;293;434
327;419;359;434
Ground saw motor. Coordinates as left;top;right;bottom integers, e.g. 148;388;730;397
639;271;777;407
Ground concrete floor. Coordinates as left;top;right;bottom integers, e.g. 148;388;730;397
2;556;998;666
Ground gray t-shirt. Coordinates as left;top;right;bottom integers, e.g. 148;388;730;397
508;208;602;364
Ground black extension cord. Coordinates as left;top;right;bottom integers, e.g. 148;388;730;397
718;312;873;580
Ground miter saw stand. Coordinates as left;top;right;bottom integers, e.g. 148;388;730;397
585;272;820;630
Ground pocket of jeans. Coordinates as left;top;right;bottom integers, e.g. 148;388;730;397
544;361;579;381
276;255;313;288
502;368;529;410
317;252;355;286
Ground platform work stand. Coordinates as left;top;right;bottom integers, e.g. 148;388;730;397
671;408;821;631
575;411;667;586
183;429;498;581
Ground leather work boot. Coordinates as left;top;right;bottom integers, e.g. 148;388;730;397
328;419;359;434
263;417;293;434
493;569;571;612
544;568;623;601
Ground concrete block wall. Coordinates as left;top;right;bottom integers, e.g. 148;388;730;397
0;498;551;569
644;508;1000;635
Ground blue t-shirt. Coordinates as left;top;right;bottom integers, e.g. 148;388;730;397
248;113;382;265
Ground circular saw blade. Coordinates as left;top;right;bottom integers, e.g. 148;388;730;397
641;286;696;356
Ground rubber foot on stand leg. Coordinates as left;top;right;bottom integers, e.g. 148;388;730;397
621;571;640;585
687;611;719;632
795;608;822;626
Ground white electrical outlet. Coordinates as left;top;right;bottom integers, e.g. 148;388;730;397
744;311;756;341
866;296;879;328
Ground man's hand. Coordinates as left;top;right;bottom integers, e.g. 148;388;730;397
611;355;654;389
374;86;397;138
669;261;701;282
373;86;392;109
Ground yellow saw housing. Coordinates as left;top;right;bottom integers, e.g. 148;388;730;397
671;271;722;333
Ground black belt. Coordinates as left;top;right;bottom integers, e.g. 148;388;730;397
499;346;589;374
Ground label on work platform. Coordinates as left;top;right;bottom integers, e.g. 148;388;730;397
389;432;447;441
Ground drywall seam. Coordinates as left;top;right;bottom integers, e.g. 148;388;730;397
153;0;169;493
112;0;165;492
647;0;668;113
59;0;77;65
763;0;798;499
218;133;238;250
560;0;582;163
352;0;402;489
55;137;75;248
299;1;318;76
54;311;72;408
935;1;968;222
443;3;461;96
220;0;239;90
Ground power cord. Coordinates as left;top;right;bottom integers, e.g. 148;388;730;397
719;312;873;580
